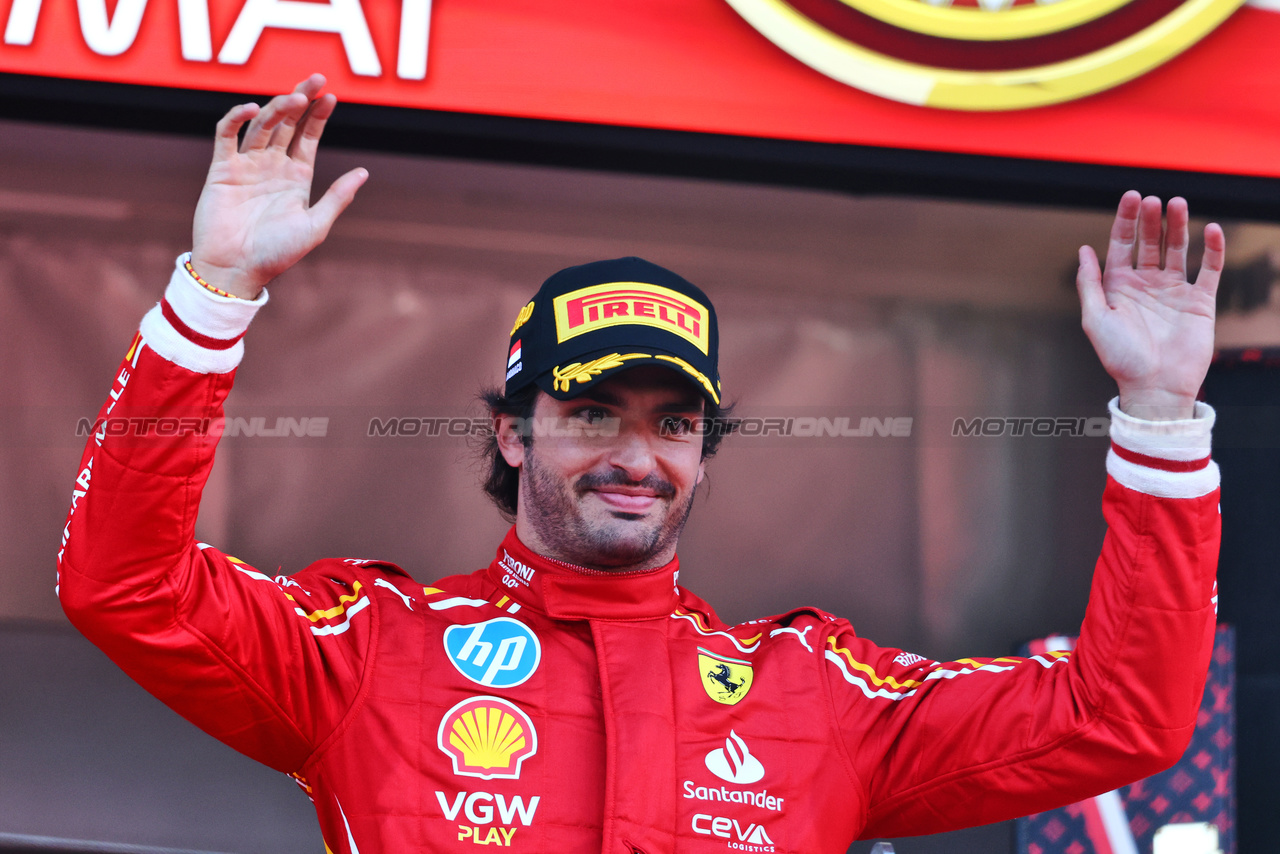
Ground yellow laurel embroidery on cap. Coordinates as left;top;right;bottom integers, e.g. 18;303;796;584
551;353;650;393
655;355;720;405
509;301;535;336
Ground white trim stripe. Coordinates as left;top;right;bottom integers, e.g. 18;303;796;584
672;612;762;654
1106;450;1221;499
919;655;1066;682
232;564;275;584
428;595;491;610
336;796;362;854
825;651;918;701
826;652;1069;700
307;596;371;636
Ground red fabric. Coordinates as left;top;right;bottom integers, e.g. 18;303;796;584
1110;440;1212;473
57;332;1221;853
160;298;245;350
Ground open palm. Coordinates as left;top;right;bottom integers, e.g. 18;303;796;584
191;74;367;299
1077;192;1225;419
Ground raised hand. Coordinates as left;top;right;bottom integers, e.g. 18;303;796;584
191;74;367;299
1076;191;1225;420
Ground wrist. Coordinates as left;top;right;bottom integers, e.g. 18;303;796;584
136;253;269;374
1116;387;1198;421
188;254;267;300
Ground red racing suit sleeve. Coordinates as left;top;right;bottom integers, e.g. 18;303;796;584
828;401;1221;838
56;255;375;774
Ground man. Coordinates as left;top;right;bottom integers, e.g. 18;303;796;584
58;75;1223;853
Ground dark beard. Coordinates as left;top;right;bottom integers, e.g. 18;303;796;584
520;444;697;571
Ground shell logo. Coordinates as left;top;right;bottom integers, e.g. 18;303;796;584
437;697;538;781
724;0;1246;109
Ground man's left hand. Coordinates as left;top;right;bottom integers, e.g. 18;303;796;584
1077;191;1225;421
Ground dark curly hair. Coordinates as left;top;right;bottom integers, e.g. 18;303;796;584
477;384;735;520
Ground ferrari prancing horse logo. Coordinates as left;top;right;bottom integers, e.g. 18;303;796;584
698;648;754;705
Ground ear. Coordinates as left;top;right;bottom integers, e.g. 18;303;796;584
494;413;527;468
695;460;706;487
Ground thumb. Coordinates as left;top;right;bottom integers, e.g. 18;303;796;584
308;167;368;240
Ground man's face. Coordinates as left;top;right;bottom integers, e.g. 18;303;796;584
496;366;707;572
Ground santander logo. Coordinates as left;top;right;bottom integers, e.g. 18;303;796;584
705;730;765;785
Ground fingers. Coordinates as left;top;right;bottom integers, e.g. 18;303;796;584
307;167;369;240
1104;190;1142;274
1107;191;1201;276
1076;245;1107;330
240;74;328;152
265;75;329;151
1195;222;1226;297
1164;197;1190;275
241;92;309;151
1135;194;1164;269
287;92;338;164
212;102;259;163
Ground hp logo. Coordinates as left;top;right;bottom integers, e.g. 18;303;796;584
443;618;541;688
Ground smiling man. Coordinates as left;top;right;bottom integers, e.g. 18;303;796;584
57;76;1224;853
486;257;728;574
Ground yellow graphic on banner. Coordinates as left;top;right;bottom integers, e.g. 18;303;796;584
724;0;1246;110
699;647;754;705
838;0;1136;41
553;282;710;354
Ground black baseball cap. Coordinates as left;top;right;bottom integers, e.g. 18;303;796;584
504;258;721;405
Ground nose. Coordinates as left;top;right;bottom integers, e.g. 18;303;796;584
606;427;657;482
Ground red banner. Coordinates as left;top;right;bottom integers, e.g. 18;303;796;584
2;0;1279;177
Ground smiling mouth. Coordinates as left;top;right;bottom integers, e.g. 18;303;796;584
577;472;675;514
590;490;661;513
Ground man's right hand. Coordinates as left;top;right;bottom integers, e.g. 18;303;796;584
191;74;367;300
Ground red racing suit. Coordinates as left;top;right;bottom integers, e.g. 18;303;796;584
57;256;1223;853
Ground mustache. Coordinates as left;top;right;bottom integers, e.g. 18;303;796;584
575;471;677;499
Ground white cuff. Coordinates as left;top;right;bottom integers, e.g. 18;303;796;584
1105;397;1220;499
137;253;268;375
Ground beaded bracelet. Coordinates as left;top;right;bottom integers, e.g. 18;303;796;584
184;258;243;300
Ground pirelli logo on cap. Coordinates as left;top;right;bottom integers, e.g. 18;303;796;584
553;282;710;355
